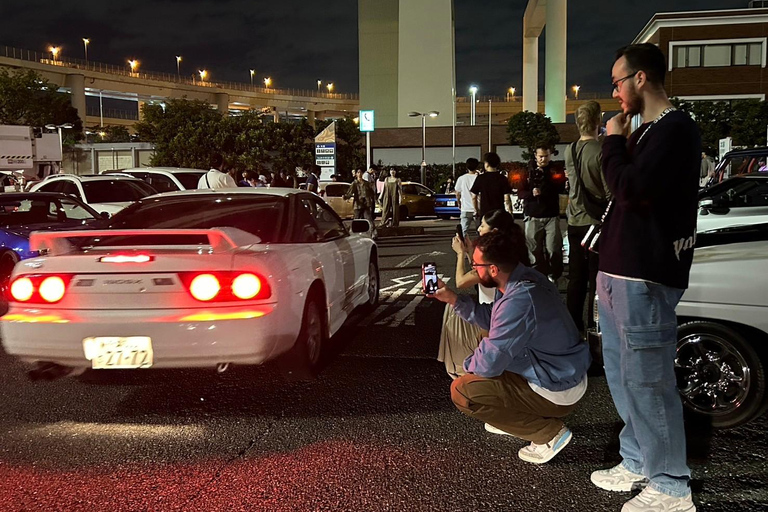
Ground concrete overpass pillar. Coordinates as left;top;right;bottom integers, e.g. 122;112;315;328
545;0;567;123
307;110;316;128
65;74;86;131
215;93;229;115
523;37;538;113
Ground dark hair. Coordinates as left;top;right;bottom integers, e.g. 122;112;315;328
210;153;223;169
370;164;379;172
534;144;551;153
483;152;501;169
474;231;520;273
615;43;667;86
466;157;479;171
482;210;532;267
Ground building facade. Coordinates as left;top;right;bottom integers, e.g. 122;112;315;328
634;6;768;102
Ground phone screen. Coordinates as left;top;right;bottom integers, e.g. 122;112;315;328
456;224;463;239
422;262;438;295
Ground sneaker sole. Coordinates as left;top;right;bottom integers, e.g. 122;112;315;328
518;431;572;464
590;473;648;492
484;423;514;436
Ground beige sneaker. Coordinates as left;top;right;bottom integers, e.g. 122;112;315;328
517;426;572;464
484;423;514;436
591;464;648;492
621;487;695;512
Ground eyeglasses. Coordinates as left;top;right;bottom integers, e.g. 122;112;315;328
611;71;638;92
471;261;493;268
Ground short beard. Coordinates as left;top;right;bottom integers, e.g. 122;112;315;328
478;274;496;288
624;86;643;117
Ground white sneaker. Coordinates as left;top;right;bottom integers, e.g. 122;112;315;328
484;423;514;436
621;487;696;512
517;426;572;464
591;464;648;492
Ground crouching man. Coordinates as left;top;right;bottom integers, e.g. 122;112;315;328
430;231;591;463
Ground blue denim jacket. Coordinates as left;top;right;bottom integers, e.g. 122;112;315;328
454;264;591;391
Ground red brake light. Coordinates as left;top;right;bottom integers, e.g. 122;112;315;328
39;276;66;303
189;274;221;301
232;273;262;299
8;275;72;304
10;277;34;302
99;254;153;263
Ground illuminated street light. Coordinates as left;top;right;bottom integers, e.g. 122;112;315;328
326;82;334;93
250;69;255;87
264;77;271;88
469;86;478;125
49;46;60;62
506;87;515;102
572;84;580;99
408;111;440;184
128;59;139;73
199;69;208;81
317;79;322;92
82;38;90;64
176;56;182;78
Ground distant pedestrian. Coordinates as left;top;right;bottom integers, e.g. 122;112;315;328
344;168;376;225
470;152;513;220
306;165;320;193
590;43;700;512
454;158;480;237
198;154;237;189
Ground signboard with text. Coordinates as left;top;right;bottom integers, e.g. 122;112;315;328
314;122;336;180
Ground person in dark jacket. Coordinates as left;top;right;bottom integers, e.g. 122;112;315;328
517;145;566;281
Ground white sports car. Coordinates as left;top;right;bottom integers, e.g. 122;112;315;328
0;189;379;378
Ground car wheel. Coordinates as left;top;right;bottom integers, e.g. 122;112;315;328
676;321;766;428
280;293;327;380
0;250;20;297
364;258;379;310
399;205;409;220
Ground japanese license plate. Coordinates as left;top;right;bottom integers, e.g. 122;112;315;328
447;200;456;206
83;336;153;369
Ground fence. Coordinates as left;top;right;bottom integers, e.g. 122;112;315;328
2;44;358;101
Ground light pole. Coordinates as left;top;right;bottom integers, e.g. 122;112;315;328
45;123;74;171
176;56;182;78
507;87;515;102
199;69;208;82
408;111;439;185
82;38;89;64
572;84;580;99
250;69;255;87
128;59;139;75
317;79;322;92
264;77;271;88
49;46;60;63
469;86;478;126
326;82;334;94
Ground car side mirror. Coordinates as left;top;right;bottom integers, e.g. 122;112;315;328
351;219;371;233
699;199;714;209
100;211;111;219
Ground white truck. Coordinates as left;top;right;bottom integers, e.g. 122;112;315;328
0;125;62;191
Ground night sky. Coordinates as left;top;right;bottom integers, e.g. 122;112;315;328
0;0;753;98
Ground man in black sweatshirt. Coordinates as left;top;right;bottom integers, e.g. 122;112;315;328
589;44;700;512
517;145;565;282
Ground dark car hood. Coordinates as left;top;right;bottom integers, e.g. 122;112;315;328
3;220;99;239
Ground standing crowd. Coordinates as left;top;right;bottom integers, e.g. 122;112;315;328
433;43;700;512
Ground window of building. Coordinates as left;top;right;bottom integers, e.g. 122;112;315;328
749;43;762;65
704;45;731;67
689;46;701;67
734;44;748;66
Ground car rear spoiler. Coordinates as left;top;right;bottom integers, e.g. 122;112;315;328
29;227;261;257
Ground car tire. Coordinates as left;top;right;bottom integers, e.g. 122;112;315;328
364;258;379;311
280;292;327;380
399;205;409;220
676;321;767;429
0;250;20;297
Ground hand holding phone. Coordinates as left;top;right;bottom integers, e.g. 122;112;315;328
422;262;439;296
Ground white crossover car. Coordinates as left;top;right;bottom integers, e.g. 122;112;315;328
29;174;158;216
0;188;379;379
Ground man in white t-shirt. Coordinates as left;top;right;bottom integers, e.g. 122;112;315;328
197;154;237;189
454;158;480;236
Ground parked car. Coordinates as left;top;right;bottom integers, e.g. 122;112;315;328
697;173;768;232
588;223;768;428
398;182;436;219
104;167;207;192
434;193;460;219
0;192;102;295
1;188;379;380
29;174;157;215
707;147;768;186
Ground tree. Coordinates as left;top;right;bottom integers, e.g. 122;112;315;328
0;68;83;143
506;111;560;161
86;125;132;144
671;99;732;155
731;99;768;148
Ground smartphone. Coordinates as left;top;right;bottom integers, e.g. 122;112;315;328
422;262;438;295
455;224;464;240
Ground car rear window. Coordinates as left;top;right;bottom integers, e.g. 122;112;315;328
82;180;157;203
104;195;286;243
174;172;206;190
0;196;99;226
324;184;348;197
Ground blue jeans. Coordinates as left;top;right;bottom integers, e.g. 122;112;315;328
597;272;690;498
460;211;476;237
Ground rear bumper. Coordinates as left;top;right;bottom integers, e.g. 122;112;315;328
0;303;298;369
434;206;460;216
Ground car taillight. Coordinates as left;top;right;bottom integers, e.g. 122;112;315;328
8;275;72;304
181;272;271;302
189;274;221;301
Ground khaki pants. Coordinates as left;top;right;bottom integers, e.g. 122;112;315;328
451;371;576;444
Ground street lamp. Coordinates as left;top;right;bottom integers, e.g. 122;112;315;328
469;86;478;125
45;123;75;168
408;111;439;185
317;79;322;92
326;82;334;93
264;77;271;88
128;59;139;74
49;46;60;62
507;87;515;102
250;69;255;87
176;56;182;78
82;38;90;64
572;84;580;99
198;69;208;82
